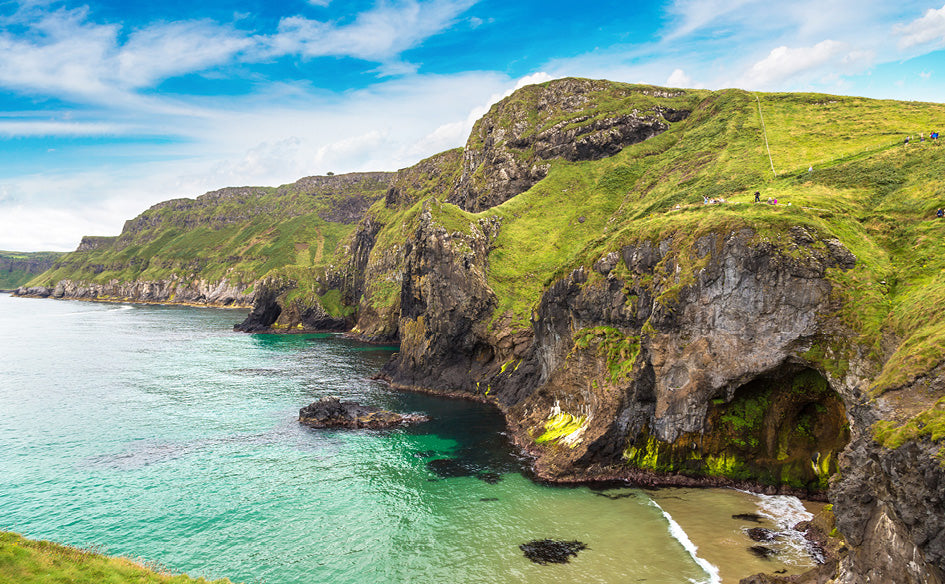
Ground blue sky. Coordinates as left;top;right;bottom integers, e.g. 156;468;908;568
2;0;945;251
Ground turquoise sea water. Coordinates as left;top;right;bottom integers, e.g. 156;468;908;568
0;294;819;583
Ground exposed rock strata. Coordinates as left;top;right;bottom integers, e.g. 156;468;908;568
15;277;252;307
446;78;690;212
234;274;350;332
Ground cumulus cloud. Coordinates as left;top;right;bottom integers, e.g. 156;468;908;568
737;40;846;88
666;68;692;87
0;7;252;104
895;4;945;49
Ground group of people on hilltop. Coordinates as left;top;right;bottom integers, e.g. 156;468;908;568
905;131;939;144
753;191;778;205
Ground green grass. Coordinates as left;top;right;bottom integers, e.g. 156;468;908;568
874;397;945;450
0;531;234;584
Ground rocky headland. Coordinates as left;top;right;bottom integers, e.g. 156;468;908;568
16;78;945;583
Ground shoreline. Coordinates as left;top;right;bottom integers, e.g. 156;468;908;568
378;374;830;503
8;291;252;311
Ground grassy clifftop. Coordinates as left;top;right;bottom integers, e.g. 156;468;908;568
353;81;945;451
0;531;233;584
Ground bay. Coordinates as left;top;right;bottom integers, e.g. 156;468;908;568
0;293;820;583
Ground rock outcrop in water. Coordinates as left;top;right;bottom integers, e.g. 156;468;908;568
299;396;428;429
17;78;945;583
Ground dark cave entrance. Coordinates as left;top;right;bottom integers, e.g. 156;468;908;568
704;365;850;490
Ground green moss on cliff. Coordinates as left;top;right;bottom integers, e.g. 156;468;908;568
623;368;847;489
873;397;945;449
535;412;587;446
573;326;641;383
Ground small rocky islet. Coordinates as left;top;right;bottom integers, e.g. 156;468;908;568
298;396;428;429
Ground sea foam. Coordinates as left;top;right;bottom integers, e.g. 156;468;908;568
649;499;722;584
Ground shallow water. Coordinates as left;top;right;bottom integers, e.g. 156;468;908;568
0;294;820;583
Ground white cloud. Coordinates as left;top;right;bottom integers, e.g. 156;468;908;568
0;8;252;104
737;40;846;88
0;70;519;251
0;1;479;107
895;4;945;49
663;0;756;41
666;68;692;87
0;120;127;137
116;21;254;89
268;0;477;62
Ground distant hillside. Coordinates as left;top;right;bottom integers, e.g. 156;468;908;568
0;251;64;290
23;172;392;309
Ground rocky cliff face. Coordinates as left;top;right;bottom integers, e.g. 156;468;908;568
446;79;692;212
382;203;501;390
17;277;253;307
0;251;64;290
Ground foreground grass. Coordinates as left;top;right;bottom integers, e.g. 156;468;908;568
0;532;234;584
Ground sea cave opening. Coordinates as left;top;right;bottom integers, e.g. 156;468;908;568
706;365;850;491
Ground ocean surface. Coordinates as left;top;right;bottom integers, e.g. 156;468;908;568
0;293;822;583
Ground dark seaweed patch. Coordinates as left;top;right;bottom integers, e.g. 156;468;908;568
520;539;588;565
477;472;502;484
732;513;764;523
748;545;778;559
426;457;476;478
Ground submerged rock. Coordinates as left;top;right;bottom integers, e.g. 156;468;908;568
298;396;428;429
749;545;778;559
746;527;778;542
519;539;588;565
733;513;764;523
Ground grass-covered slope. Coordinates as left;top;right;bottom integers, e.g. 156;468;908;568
0;251;64;290
378;82;945;445
30;172;392;302
0;531;233;584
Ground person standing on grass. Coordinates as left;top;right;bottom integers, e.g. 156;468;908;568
754;191;760;203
